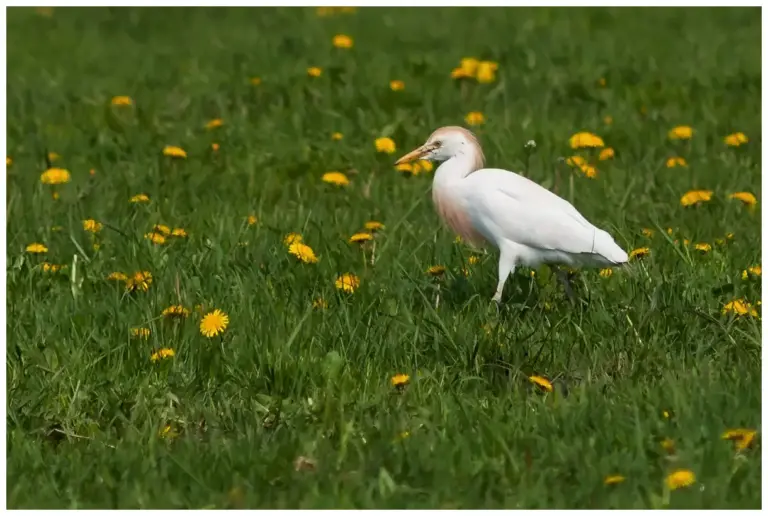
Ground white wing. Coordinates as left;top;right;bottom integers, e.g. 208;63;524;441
461;168;625;262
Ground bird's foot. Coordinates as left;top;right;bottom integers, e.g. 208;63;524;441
555;269;577;304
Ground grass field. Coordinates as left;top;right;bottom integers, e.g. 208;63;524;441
5;6;762;509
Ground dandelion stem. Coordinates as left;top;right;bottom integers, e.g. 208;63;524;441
371;240;377;265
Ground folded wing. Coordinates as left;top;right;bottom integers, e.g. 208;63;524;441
464;169;622;261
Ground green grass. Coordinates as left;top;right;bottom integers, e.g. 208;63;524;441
6;6;762;509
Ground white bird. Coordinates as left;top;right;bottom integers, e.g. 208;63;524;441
395;126;629;304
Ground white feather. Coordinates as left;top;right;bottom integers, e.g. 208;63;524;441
461;168;628;267
397;126;629;303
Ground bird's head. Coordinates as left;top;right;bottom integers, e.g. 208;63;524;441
395;126;484;169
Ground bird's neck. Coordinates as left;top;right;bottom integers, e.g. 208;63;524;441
433;149;483;190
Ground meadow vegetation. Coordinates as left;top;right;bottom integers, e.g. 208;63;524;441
6;6;761;509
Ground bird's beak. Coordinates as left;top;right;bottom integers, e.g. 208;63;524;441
395;142;435;165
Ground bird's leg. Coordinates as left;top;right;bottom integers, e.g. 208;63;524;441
555;267;577;303
492;251;516;306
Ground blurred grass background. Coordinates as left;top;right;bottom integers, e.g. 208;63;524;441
5;6;761;509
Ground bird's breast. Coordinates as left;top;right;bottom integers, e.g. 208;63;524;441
432;187;487;247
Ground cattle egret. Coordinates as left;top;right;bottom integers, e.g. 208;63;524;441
396;126;629;304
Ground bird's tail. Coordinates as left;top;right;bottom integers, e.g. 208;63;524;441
592;228;629;265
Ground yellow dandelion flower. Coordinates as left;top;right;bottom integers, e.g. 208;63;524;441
332;34;353;48
349;232;373;244
130;193;150;203
468;255;481;265
331;132;343;141
728;192;757;206
567;156;599;179
389;80;405;91
629;247;650;260
427;265;446;277
284;233;303;245
665;469;695;490
145;232;166;245
666;156;687;168
569;132;605;149
599;268;613;278
40;167;70;185
312;297;328;310
322;171;350;186
741;265;761;280
529;375;553;392
724;132;748;147
307;66;322;77
211;142;220;152
364;221;385;231
726;232;735;240
721;428;757;451
163;145;187;159
598;147;615;161
375;137;396;154
111;95;133;106
107;272;128;282
250;77;262;86
451;67;472;79
335;273;360;293
395;163;413;174
205;118;223;130
82;219;103;233
131;327;151;339
680;190;713;207
722;299;758;318
476;61;498;83
247;214;258;226
150;348;175;362
159;424;178;439
171;228;187;237
162;305;190;318
580;164;598;179
668;126;693;140
391;373;410;388
26;243;48;254
126;271;153;292
48;152;61;162
288;242;319;264
465;111;485;126
200;309;229;338
641;228;654;238
41;262;65;273
418;160;434;173
51;191;60;201
604;475;625;486
460;57;479;76
694;242;711;253
661;438;675;454
152;224;171;236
